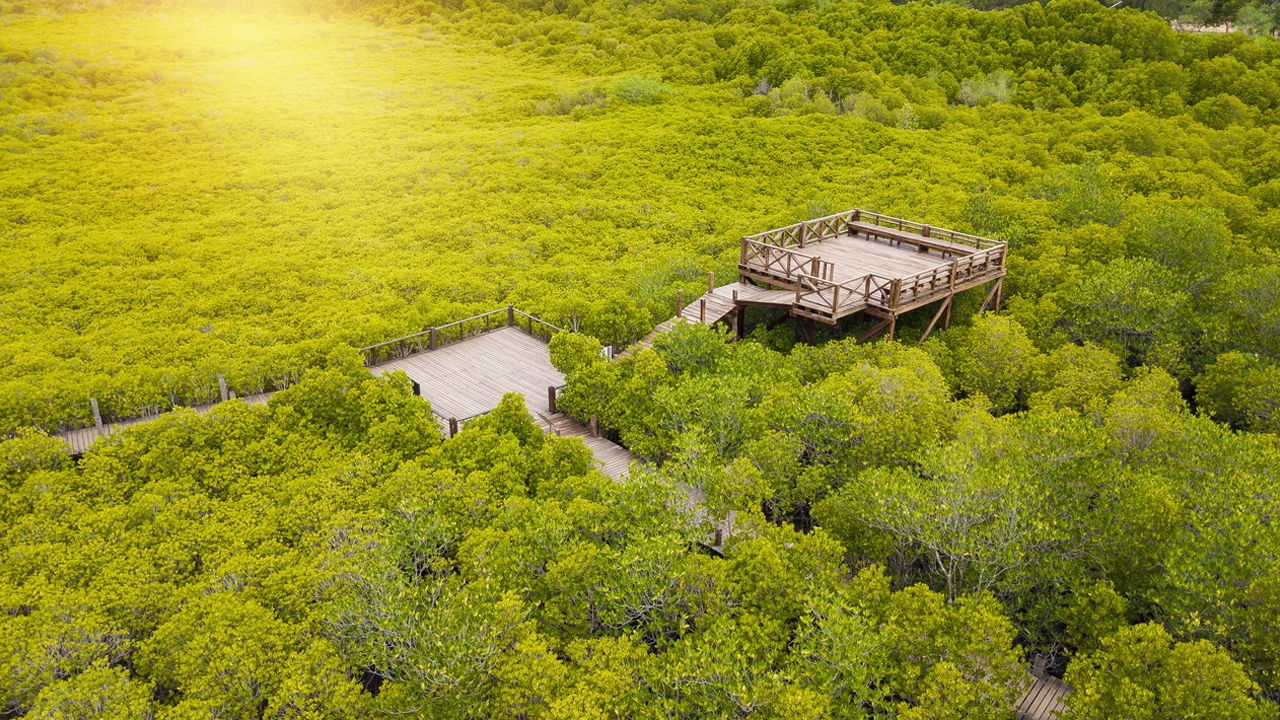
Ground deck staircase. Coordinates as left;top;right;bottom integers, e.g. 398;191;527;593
622;282;795;356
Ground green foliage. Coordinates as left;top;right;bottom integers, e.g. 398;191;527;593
548;330;605;375
6;0;1280;714
1064;623;1266;720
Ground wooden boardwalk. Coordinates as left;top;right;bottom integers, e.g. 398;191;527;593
1017;673;1070;720
55;316;634;481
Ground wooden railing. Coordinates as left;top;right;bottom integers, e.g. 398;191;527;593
793;272;896;318
744;209;862;249
743;208;1001;253
740;239;834;285
890;244;1007;310
359;306;563;366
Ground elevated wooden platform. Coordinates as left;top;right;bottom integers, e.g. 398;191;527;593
739;208;1007;342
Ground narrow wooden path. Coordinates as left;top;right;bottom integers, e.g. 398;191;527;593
56;391;274;455
1016;673;1070;720
55;322;634;481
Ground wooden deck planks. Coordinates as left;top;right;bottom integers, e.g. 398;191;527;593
807;232;953;283
1016;674;1070;720
374;327;565;421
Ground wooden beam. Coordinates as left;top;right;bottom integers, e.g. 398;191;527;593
919;295;952;344
978;280;1001;313
855;317;891;344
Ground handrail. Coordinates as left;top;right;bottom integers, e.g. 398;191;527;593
359;305;564;367
744;208;1001;252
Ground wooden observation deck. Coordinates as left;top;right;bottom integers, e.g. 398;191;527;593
736;208;1007;342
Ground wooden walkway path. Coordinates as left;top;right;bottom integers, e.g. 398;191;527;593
56;392;273;455
1016;672;1070;720
54;322;634;480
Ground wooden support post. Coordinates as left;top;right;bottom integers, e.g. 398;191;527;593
676;289;685;316
919;296;952;344
229;391;237;400
507;305;515;327
429;327;437;351
799;223;808;248
890;279;902;309
852;209;861;222
90;398;103;431
714;528;723;547
993;277;1004;314
589;414;599;438
802;317;816;344
709;272;715;293
218;375;228;403
979;280;1001;314
548;386;557;414
888;315;897;341
732;306;742;339
528;315;533;334
832;284;841;315
699;299;706;323
922;224;931;238
448;417;458;438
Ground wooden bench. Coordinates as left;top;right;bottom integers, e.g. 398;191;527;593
847;220;976;257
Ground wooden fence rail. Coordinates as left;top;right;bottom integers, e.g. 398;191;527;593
743;208;1001;253
359;306;562;367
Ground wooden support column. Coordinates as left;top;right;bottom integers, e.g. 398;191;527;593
676;289;685;317
548;386;558;414
888;315;897;341
993;277;1004;314
448;417;458;438
589;414;599;438
90;398;103;431
218;375;228;403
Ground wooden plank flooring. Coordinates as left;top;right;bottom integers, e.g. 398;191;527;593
1016;674;1070;720
807;233;953;284
374;327;566;421
372;327;634;479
